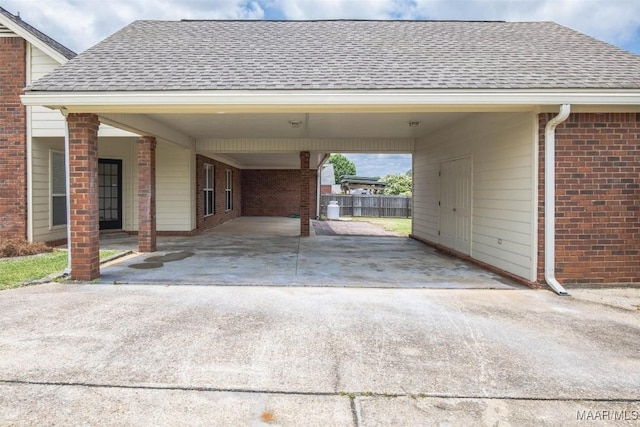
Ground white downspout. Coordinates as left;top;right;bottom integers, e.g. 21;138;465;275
544;104;571;296
316;154;330;219
62;109;71;275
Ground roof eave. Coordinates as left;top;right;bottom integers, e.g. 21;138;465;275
0;12;73;64
20;89;640;114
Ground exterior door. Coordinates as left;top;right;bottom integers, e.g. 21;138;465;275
98;159;123;230
440;157;472;255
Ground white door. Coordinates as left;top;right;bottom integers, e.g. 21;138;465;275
440;157;472;255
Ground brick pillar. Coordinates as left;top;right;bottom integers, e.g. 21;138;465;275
137;136;157;252
0;38;27;240
67;113;100;280
300;151;311;236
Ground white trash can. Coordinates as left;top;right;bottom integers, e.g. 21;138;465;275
327;200;340;220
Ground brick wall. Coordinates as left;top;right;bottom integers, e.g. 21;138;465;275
241;169;318;218
0;37;27;240
195;155;241;231
538;113;640;285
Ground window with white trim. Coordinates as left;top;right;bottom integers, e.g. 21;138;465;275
203;163;214;216
225;169;233;211
51;150;67;226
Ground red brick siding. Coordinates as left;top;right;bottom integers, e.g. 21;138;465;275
67;113;100;280
0;37;27;240
137;136;157;252
241;169;318;218
195;155;241;231
300;152;311;236
538;113;640;285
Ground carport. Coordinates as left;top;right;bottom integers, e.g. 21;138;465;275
98;217;517;289
20;20;640;289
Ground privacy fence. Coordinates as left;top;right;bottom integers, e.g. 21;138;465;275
320;194;412;218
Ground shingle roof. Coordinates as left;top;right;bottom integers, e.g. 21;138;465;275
0;7;76;60
27;20;640;92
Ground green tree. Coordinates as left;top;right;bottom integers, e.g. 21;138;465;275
328;154;356;183
382;173;412;196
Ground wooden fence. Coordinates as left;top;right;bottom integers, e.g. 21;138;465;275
320;194;412;218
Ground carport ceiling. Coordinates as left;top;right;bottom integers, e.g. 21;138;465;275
153;112;470;140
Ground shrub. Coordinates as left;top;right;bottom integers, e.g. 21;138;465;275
0;239;53;258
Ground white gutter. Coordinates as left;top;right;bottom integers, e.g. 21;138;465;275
20;89;640;113
62;110;71;275
544;104;571;296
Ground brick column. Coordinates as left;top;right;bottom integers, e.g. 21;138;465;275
67;113;100;280
300;151;311;236
0;38;27;240
137;136;157;252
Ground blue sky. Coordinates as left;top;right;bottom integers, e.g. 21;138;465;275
4;0;640;176
5;0;640;55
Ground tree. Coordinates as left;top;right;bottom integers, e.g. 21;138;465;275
382;173;412;196
328;154;356;183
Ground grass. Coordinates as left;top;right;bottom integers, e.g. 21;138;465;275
0;249;120;291
349;217;412;236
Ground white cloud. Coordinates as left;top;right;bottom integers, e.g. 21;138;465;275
2;0;265;52
2;0;640;53
275;0;396;19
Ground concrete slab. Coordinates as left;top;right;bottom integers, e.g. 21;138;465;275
0;383;353;427
97;217;516;289
0;284;638;425
356;396;640;426
568;287;640;312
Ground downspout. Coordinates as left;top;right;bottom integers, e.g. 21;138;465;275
544;104;571;296
62;109;71;275
316;154;330;219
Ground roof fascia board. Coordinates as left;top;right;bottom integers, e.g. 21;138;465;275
0;14;69;64
22;90;640;114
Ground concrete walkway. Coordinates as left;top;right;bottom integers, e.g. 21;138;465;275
98;217;517;289
0;284;638;425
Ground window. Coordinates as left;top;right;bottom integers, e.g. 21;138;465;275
203;163;214;216
51;151;67;226
225;169;233;211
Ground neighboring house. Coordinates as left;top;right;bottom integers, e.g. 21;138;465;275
6;17;640;291
340;176;386;194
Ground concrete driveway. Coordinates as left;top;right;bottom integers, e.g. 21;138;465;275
98;217;516;289
1;284;638;425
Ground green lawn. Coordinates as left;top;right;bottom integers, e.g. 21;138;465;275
0;250;120;291
349;217;412;236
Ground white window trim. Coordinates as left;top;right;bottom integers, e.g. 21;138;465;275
204;163;214;217
50;149;67;229
225;169;233;211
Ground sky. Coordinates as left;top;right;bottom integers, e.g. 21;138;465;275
4;0;640;177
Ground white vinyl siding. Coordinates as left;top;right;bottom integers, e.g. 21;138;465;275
50;150;66;226
413;112;537;281
225;169;233;211
197;138;414;153
28;46;135;138
204;163;214;216
156;141;193;231
29;46;65;137
31;139;66;242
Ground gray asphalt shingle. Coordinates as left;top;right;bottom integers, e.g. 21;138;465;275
26;20;640;91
